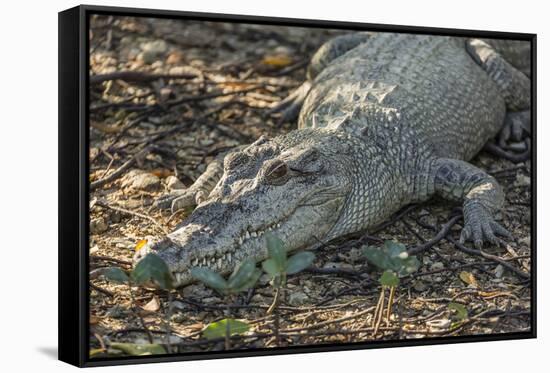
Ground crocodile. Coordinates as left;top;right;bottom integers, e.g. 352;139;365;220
134;32;531;287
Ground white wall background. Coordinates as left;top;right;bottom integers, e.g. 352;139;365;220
0;0;546;371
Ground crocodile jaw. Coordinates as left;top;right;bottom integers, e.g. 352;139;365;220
133;130;357;287
135;192;345;287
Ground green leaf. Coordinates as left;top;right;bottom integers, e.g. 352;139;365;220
202;319;250;340
265;232;287;270
232;268;261;293
363;241;420;276
363;245;393;269
396;256;420;276
109;343;166;356
285;251;315;275
190;267;227;291
131;253;174;289
262;258;281;277
102;267;129;284
379;270;399;287
385;240;407;258
227;259;256;290
448;302;468;321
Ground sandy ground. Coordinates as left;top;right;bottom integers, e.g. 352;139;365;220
88;15;532;357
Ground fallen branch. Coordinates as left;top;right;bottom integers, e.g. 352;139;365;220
173;297;324;312
90;147;150;190
90;71;197;85
445;236;530;279
408;215;461;255
281;306;376;334
90;255;132;266
304;266;365;278
90;91;155;112
165;85;263;108
267;59;308;77
95;199;169;235
90;283;115;297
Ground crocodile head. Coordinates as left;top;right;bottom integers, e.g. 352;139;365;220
134;130;355;287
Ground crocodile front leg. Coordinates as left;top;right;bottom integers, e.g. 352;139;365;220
420;158;510;248
155;152;225;213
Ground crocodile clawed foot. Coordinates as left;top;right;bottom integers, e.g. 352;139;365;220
170;190;205;213
498;111;531;149
154;190;185;210
154;189;200;213
460;203;512;249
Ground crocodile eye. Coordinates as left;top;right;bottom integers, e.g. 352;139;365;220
265;161;288;183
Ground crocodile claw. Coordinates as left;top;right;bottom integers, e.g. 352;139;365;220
154;189;188;211
171;190;205;213
460;202;512;249
498;111;531;148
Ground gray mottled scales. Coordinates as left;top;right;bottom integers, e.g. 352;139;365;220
139;33;531;287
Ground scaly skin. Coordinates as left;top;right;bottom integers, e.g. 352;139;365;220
135;33;531;287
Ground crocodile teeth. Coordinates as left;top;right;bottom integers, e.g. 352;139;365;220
192;259;198;266
217;258;222;268
238;237;244;245
251;231;257;238
245;231;251;239
202;258;207;266
277;223;281;228
227;253;232;262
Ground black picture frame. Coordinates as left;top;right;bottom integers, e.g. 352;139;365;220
59;4;537;367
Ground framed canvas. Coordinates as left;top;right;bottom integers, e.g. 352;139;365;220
58;4;536;367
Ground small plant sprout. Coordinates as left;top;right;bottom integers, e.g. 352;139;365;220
448;302;468;329
99;251;177;355
363;240;420;333
191;258;261;350
362;240;420;277
262;232;316;282
261;232;315;346
190;258;261;295
131;252;175;290
262;232;315;312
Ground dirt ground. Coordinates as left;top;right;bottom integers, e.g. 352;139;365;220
88;15;532;357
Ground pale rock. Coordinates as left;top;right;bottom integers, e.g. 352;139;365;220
514;174;530;187
181;284;210;298
288;291;308;306
495;264;505;278
90;245;99;255
202;296;222;304
90;217;108;234
166;175;185;190
122;170;160;191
